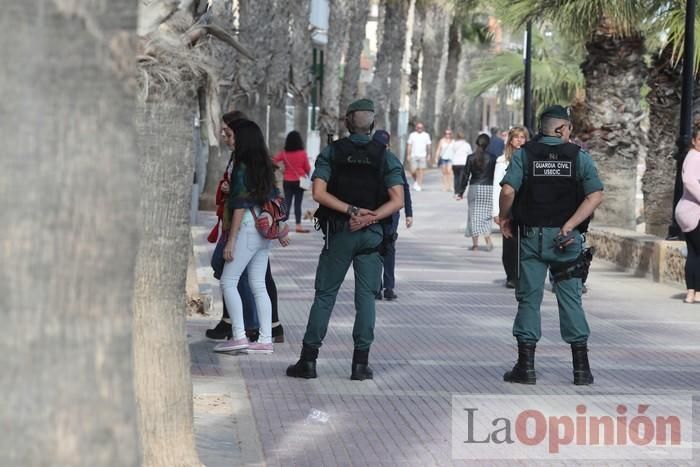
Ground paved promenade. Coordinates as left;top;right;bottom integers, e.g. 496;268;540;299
189;170;699;466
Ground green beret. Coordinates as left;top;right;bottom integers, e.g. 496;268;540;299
346;98;375;115
540;104;571;121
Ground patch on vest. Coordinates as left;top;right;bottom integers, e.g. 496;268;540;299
532;160;572;177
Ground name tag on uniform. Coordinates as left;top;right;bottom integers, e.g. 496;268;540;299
532;160;572;176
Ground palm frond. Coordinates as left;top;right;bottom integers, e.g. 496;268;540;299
465;25;584;113
495;0;652;41
650;0;700;74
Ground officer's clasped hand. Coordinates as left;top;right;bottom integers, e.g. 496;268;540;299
349;209;377;232
554;231;576;251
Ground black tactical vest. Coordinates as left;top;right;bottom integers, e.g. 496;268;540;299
513;141;587;229
315;137;388;222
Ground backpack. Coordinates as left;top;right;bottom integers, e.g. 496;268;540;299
250;194;289;239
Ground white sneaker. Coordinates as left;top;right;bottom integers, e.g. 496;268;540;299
213;337;249;352
247;342;273;354
413;182;422;192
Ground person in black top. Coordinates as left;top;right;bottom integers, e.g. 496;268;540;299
456;134;495;251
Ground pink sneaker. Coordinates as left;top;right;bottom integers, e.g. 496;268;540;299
246;342;273;354
213;337;249;353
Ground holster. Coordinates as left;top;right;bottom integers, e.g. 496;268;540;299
550;247;595;283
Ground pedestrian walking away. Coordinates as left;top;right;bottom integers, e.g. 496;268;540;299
456;133;495;251
273;130;312;234
286;99;404;381
372;129;414;301
493;126;529;288
675;126;700;304
498;105;604;386
406;122;431;191
450;131;472;195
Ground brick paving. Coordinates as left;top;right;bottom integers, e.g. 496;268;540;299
190;170;700;466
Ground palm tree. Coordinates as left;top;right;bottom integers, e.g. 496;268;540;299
319;0;353;143
290;0;313;137
499;0;654;230
1;1;140;465
266;0;292;154
643;2;700;236
419;2;450;135
369;0;411;132
340;0;372;121
408;0;427;124
389;0;412;140
134;4;247;465
465;27;585;114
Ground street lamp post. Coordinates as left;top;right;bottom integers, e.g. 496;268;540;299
668;0;696;240
523;20;534;132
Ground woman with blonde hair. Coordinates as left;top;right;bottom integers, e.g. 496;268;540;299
493;126;528;287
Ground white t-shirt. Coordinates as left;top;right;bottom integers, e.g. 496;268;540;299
493;154;508;217
407;131;431;159
450;140;472;166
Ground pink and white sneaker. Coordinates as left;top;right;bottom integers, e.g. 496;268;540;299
213;337;249;353
246;342;273;354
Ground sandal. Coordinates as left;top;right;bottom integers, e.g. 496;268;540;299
684;292;695;304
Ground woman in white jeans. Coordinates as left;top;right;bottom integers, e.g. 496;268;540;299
214;120;290;354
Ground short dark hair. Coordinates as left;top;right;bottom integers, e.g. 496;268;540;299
223;110;248;128
284;131;305;151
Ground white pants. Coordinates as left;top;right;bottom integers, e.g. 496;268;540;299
220;223;272;343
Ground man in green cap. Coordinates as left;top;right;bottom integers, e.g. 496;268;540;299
286;98;405;381
498;104;604;386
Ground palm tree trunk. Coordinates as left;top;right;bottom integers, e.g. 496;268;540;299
233;0;273;127
290;0;312;138
266;0;291;154
433;10;453;135
133;99;204;467
200;0;236;211
443;16;462;131
389;0;411;141
644;45;700;236
369;0;391;129
319;0;352;143
0;1;140;465
408;0;425;124
577;19;647;229
419;4;447;135
340;0;371;124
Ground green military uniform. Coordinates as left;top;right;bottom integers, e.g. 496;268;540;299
304;133;404;350
287;98;403;381
501;135;603;344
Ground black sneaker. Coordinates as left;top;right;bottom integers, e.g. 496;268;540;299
272;324;284;343
205;320;232;340
383;288;398;300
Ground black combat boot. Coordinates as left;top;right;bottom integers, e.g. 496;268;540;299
286;345;318;379
350;349;373;381
571;342;594;385
503;342;536;384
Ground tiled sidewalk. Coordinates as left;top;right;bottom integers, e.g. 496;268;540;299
190;171;699;466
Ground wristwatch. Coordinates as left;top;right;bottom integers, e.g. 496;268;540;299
346;205;360;216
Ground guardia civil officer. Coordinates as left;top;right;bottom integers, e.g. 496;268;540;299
286;99;404;381
498;105;603;386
